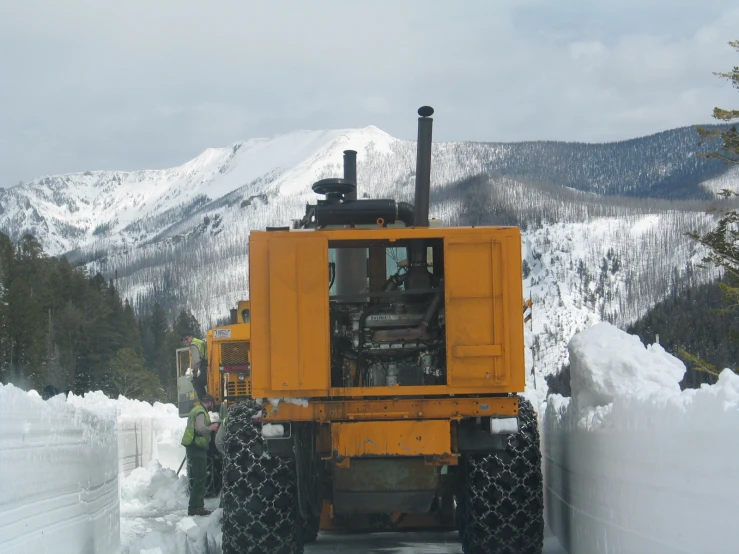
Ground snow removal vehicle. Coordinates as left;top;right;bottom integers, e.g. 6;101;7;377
220;107;544;554
176;300;251;496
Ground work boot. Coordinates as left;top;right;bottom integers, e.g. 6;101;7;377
188;507;213;516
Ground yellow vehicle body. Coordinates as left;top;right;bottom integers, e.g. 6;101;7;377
251;226;525;464
250;226;525;399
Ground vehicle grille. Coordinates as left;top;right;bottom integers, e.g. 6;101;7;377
226;379;251;398
221;341;249;366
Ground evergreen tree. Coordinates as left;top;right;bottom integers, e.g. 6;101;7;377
108;347;163;402
122;299;142;355
0;234;13;375
687;39;739;377
173;309;202;339
0;231;196;400
696;40;739;166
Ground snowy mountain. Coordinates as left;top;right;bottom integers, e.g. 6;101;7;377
0;124;734;375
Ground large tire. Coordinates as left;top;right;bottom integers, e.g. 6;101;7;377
461;397;544;554
222;401;303;554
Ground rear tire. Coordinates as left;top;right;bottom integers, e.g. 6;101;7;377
221;401;303;554
461;397;544;554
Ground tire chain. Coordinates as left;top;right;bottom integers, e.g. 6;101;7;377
461;397;544;554
221;401;303;554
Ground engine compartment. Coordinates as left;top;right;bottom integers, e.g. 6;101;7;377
328;242;446;388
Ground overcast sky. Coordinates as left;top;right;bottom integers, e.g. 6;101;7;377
1;0;738;186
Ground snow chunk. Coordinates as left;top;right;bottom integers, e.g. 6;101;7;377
490;417;518;433
568;321;685;408
545;324;739;554
266;397;309;408
120;460;189;516
262;423;285;437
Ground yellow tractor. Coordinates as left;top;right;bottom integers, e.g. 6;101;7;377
220;107;543;554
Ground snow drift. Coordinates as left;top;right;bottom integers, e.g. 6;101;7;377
543;322;739;554
0;384;120;554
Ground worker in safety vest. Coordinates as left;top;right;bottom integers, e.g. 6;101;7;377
182;332;208;399
181;394;219;516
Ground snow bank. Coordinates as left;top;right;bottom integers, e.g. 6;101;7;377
543;322;739;554
0;384;120;554
68;391;187;475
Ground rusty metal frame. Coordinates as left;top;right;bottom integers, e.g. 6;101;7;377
259;395;519;423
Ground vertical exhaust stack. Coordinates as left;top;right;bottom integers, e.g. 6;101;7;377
343;150;357;201
335;150;367;300
406;106;434;290
414;106;434;227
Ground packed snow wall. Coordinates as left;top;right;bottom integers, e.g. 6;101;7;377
0;384;120;554
67;392;187;476
543;323;739;554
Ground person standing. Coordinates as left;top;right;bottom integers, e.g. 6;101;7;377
182;332;208;399
181;394;219;516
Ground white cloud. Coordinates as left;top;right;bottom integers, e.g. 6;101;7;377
1;1;738;184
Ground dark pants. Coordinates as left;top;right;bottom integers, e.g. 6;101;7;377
186;445;208;509
193;369;207;399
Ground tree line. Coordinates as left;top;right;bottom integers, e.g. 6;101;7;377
0;232;202;402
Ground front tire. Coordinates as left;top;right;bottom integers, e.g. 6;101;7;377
221;401;303;554
461;397;544;554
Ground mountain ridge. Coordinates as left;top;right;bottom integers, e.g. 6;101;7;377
0;123;734;376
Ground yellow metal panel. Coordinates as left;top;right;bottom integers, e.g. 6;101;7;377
444;232;524;389
249;234;271;393
332;420;451;457
452;345;502;357
267;237;330;391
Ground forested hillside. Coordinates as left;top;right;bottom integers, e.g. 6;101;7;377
0;232;200;401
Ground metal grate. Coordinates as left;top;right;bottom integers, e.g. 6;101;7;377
226;380;250;398
221;341;250;366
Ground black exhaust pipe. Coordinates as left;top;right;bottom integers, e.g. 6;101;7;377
335;150;367;300
406;106;434;290
414;106;434;227
343;150;357;200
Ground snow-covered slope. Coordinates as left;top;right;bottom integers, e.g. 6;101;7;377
0;127;399;254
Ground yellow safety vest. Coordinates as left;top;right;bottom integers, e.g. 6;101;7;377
181;404;211;449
